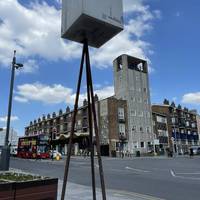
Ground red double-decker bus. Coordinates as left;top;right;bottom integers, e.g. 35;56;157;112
17;134;50;159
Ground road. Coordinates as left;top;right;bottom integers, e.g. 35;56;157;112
10;156;200;200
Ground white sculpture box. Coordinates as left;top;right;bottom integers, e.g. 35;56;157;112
61;0;124;48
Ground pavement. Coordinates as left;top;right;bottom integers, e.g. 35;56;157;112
57;180;164;200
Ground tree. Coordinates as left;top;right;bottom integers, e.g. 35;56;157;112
171;101;176;108
163;99;169;105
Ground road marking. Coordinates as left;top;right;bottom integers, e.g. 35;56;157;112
170;169;175;177
176;172;200;175
170;169;200;180
125;166;150;173
109;189;165;200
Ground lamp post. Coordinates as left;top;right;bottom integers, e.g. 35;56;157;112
119;133;126;158
172;108;178;156
0;50;23;171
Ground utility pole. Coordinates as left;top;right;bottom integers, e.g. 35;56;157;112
172;107;178;156
0;50;23;171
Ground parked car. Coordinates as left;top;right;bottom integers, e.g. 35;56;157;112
49;150;62;159
191;146;200;155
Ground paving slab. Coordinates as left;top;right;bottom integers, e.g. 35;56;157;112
57;180;165;200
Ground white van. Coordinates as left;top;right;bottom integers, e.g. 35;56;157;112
10;146;18;157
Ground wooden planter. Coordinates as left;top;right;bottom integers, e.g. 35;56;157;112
0;174;58;200
0;182;15;200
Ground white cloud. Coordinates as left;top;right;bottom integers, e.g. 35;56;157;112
14;82;73;104
14;82;114;105
0;115;19;122
0;0;160;71
95;86;114;100
0;0;80;70
14;96;29;103
182;92;200;105
124;0;146;13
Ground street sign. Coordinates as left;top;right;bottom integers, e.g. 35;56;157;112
61;0;124;48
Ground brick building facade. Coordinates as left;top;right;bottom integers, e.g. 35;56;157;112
152;100;198;154
152;112;168;154
25;95;128;156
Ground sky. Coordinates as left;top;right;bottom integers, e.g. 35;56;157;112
0;0;200;136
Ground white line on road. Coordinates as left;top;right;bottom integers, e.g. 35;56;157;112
176;172;200;175
125;166;150;173
170;169;175;177
170;169;200;180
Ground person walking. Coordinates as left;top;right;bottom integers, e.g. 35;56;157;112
189;147;194;158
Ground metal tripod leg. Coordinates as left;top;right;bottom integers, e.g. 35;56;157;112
85;39;96;200
85;43;107;200
61;42;86;200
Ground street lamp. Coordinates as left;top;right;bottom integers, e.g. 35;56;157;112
0;50;23;171
172;108;178;156
119;133;126;158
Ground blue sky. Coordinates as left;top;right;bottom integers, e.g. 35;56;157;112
0;0;200;136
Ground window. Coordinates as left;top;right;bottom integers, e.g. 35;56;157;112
191;123;196;128
77;120;82;126
138;97;142;103
133;142;138;148
60;125;64;131
147;112;151;118
146;127;151;133
141;142;144;148
171;117;176;124
181;129;185;134
143;88;147;93
158;130;168;137
131;97;135;102
119;124;125;136
118;108;125;120
138;111;143;117
144;99;149;104
140;127;143;132
118;64;123;71
131;110;136;116
157;116;166;123
132;126;136;132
